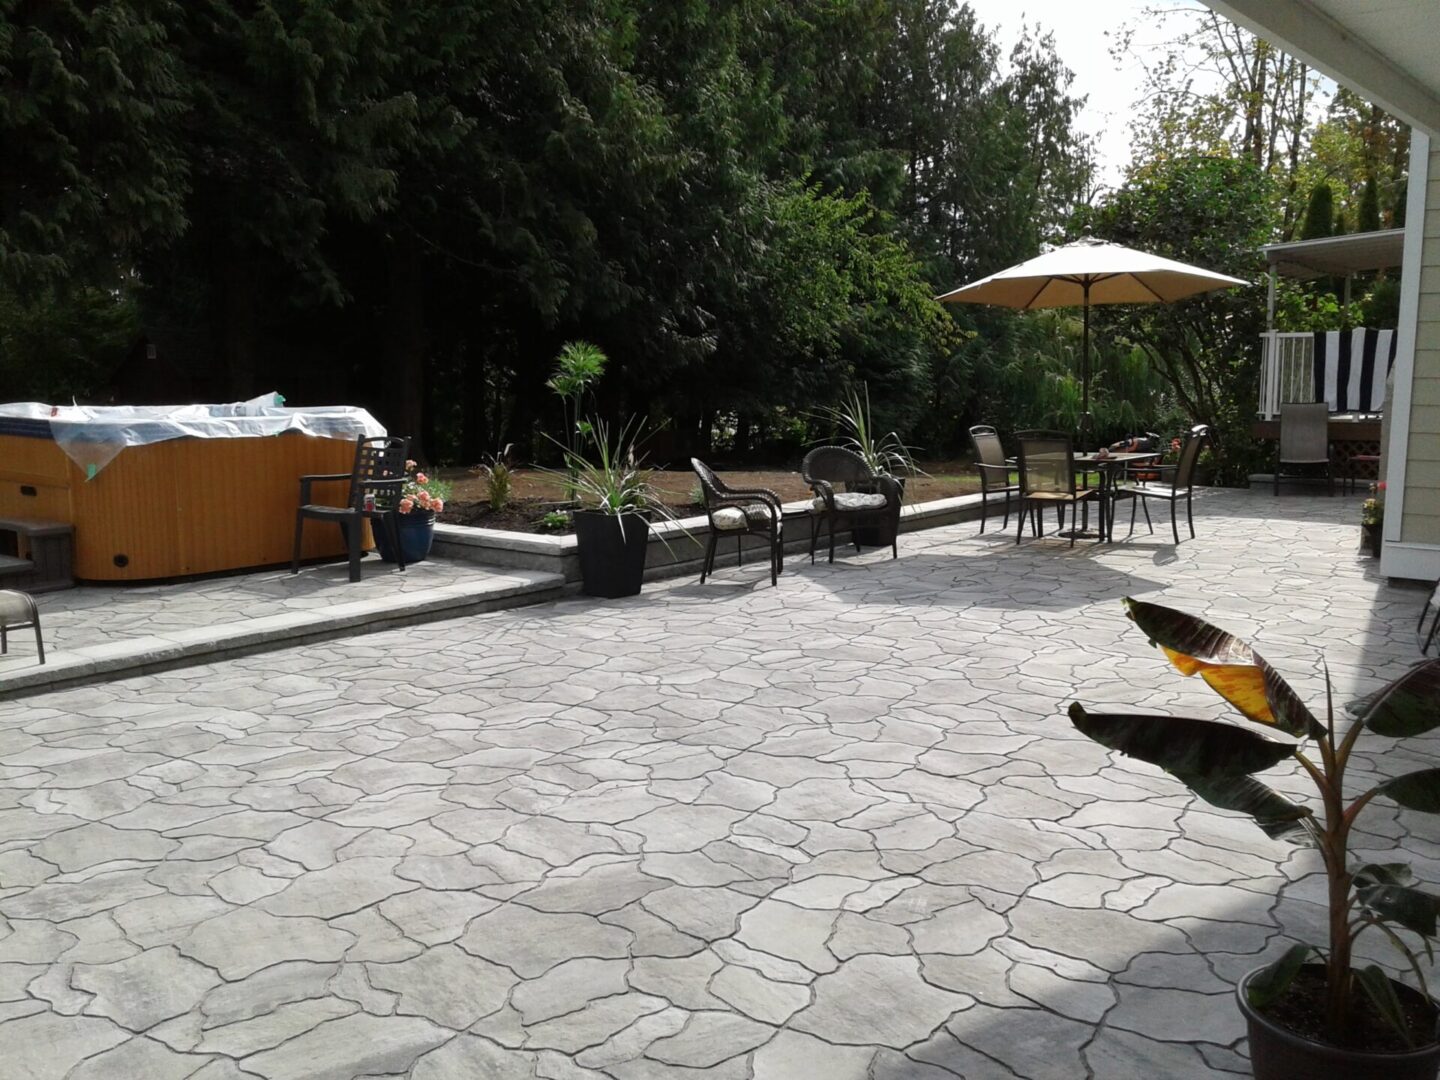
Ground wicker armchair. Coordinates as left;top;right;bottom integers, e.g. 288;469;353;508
1274;402;1333;496
969;424;1018;535
691;459;785;586
292;435;409;583
802;446;902;564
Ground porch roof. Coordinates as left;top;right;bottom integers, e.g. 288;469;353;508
1260;228;1405;280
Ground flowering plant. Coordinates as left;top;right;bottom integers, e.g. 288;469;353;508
396;459;452;516
1361;480;1386;526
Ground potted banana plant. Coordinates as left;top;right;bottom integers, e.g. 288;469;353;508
1068;598;1440;1079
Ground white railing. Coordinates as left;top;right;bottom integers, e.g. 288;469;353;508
1258;332;1315;419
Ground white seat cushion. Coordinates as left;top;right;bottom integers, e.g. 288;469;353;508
811;492;888;512
711;505;776;531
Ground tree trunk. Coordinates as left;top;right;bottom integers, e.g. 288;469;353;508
381;235;428;460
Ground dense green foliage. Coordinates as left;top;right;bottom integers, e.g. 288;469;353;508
0;2;1413;483
0;0;1091;461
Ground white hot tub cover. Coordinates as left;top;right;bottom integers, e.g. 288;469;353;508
0;393;387;479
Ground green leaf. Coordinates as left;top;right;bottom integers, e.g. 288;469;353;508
1354;863;1418;889
1068;704;1297;776
1355;965;1416;1049
1068;704;1312;843
1121;599;1322;739
1356;884;1440;939
1376;769;1440;814
1362;660;1440;738
1246;943;1313;1008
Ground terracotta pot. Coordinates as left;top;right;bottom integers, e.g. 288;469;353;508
1237;965;1440;1080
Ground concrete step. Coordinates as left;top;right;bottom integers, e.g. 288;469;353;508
0;566;564;700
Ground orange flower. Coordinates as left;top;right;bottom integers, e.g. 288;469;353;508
415;472;429;485
432;498;444;513
399;497;414;514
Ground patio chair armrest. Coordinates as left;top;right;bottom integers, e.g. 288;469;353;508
719;487;784;517
974;462;1010;476
808;478;836;508
298;472;355;503
876;473;903;506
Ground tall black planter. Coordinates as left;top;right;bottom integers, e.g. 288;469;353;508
1238;965;1440;1080
852;475;905;548
573;510;650;598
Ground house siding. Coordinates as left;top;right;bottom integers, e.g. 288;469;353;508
1404;151;1440;545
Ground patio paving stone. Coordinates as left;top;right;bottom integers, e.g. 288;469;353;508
0;488;1432;1076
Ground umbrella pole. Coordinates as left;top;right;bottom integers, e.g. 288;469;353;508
1080;280;1093;450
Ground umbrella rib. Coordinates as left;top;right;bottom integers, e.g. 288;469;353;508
1133;276;1169;303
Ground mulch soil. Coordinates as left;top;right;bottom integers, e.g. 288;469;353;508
1260;967;1437;1055
436;462;981;534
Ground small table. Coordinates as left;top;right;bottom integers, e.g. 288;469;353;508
1069;452;1162;542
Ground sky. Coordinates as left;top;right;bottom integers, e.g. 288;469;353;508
965;0;1189;190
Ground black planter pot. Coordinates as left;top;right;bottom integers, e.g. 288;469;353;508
573;509;650;598
1238;965;1440;1080
852;476;905;548
1360;521;1383;558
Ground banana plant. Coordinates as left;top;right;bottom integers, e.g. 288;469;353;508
1068;597;1440;1047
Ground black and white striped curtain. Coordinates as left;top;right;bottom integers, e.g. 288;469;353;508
1312;329;1396;413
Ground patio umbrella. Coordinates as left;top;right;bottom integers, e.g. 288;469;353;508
937;236;1249;441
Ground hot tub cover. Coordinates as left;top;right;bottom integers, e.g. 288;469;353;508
0;394;386;479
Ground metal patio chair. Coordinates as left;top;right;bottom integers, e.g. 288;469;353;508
1274;402;1333;496
969;425;1019;535
0;590;45;665
1115;424;1211;544
1014;430;1099;548
292;435;410;583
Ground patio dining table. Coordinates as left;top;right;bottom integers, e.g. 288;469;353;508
1067;450;1162;542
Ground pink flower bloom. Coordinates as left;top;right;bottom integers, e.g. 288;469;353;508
432;499;444;513
415;472;429;484
405;459;417;471
399;497;414;514
1377;481;1387;491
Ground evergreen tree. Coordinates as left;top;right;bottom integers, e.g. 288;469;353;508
1300;183;1335;240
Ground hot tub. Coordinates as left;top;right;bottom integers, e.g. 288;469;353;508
0;400;386;581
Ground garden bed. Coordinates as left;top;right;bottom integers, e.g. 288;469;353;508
436;462;982;533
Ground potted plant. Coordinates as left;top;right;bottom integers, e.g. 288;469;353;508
1068;598;1440;1079
815;384;923;547
374;459;451;565
1361;481;1385;557
551;418;683;598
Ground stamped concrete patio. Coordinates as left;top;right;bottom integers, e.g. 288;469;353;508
0;488;1431;1079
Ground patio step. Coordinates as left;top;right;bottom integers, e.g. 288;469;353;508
0;563;564;700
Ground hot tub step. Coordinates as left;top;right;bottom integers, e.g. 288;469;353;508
0;519;74;592
0;555;31;578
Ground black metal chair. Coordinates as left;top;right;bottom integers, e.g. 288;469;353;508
292;436;410;583
1274;402;1333;496
0;590;44;665
1420;579;1440;657
690;459;784;587
1115;424;1210;544
969;425;1019;535
1014;431;1099;548
802;446;902;564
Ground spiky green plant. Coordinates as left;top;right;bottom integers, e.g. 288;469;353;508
815;384;925;479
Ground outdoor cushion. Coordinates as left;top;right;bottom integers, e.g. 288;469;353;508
811;492;888;512
711;505;776;530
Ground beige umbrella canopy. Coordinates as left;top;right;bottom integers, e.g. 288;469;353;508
938;236;1250;437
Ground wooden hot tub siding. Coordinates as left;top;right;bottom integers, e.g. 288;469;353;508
0;430;369;581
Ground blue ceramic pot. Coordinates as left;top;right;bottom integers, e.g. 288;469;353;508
374;510;435;564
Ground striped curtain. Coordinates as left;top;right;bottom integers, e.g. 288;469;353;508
1312;329;1396;412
